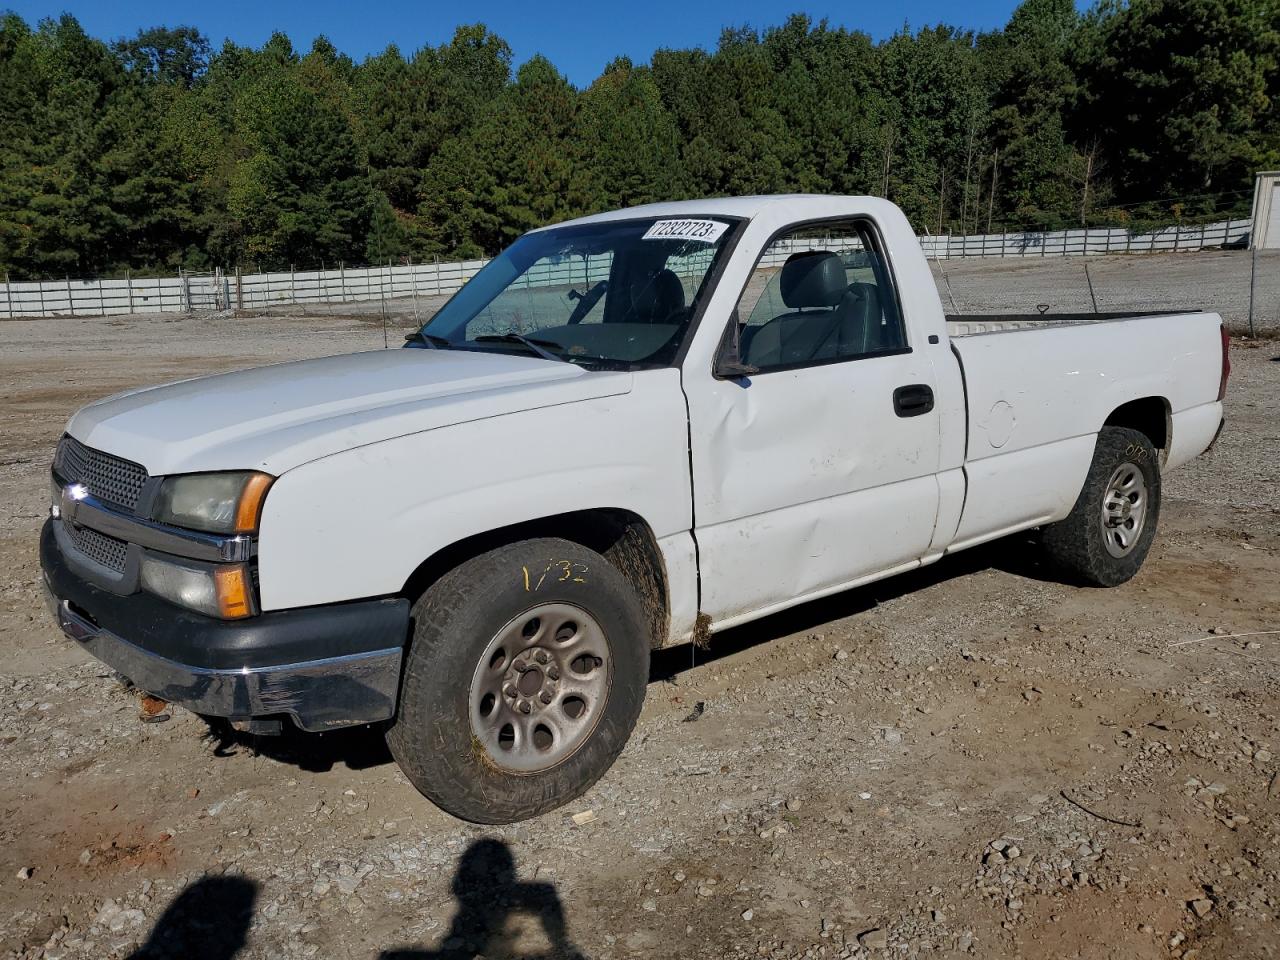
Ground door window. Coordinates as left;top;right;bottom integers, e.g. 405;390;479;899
730;221;908;372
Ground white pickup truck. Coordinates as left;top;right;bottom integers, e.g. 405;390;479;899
41;196;1228;822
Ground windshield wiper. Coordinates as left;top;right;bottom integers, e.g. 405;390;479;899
403;330;452;349
473;333;568;364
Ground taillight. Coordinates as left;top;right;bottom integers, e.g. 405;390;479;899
1218;325;1230;402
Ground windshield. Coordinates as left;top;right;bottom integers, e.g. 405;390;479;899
413;216;737;368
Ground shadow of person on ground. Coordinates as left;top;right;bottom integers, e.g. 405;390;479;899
127;875;258;960
380;838;584;960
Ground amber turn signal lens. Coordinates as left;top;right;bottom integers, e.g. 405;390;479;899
234;473;274;533
214;564;254;619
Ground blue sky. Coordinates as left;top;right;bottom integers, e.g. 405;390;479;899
8;0;1033;86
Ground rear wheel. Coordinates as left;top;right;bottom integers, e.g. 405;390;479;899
1040;426;1161;587
387;538;650;823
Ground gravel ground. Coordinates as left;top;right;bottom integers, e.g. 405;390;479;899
0;255;1277;960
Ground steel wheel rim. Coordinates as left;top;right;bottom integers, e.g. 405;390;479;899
1100;461;1147;558
468;602;612;774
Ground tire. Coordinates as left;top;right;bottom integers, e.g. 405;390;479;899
387;537;650;823
1040;426;1161;587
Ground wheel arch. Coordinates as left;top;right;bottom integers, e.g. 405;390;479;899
400;508;671;649
1103;396;1170;459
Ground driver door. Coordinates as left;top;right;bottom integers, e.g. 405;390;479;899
683;218;942;625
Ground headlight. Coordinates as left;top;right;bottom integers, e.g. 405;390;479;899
153;472;273;534
141;553;256;619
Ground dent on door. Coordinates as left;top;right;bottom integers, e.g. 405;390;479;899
688;358;942;625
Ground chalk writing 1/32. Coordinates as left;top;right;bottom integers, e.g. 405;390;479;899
522;560;589;592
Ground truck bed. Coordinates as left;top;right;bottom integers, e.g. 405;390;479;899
945;310;1188;336
940;308;1224;552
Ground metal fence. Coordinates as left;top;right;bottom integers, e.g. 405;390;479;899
0;216;1253;319
920;217;1251;259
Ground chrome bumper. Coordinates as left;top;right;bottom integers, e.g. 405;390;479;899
45;587;403;732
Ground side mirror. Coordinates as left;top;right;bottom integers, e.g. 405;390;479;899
714;357;759;379
713;311;758;380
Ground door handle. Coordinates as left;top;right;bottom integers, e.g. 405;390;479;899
893;383;934;417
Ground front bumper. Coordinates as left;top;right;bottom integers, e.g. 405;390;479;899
40;520;410;731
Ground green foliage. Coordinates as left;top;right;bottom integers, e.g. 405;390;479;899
365;193;411;262
1082;0;1280;209
223;38;374;267
985;0;1081;222
1;3;1276;277
580;57;686;208
113;25;210;87
419;55;590;256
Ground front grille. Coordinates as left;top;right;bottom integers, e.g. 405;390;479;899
55;435;148;513
62;519;129;573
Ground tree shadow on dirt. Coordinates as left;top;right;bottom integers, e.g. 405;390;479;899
380;838;584;959
127;875;258;960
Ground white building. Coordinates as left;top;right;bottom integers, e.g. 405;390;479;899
1250;171;1280;249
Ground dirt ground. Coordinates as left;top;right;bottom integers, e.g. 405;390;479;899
0;257;1278;960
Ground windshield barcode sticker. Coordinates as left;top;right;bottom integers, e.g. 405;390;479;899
642;219;729;243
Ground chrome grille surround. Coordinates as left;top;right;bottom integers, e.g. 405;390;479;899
54;436;148;513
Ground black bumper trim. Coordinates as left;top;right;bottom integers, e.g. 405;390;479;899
40;519;409;671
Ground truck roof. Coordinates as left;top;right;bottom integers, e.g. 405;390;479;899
541;194;887;231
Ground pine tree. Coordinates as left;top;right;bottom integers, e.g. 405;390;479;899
1083;0;1280;212
579;57;685;210
215;35;375;268
365;193;410;262
983;0;1082;226
420;56;588;256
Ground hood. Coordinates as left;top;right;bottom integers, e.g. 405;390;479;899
67;348;632;476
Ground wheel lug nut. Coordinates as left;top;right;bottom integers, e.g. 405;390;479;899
514;659;528;672
518;700;532;714
534;650;549;664
547;667;560;681
540;691;553;704
503;684;517;698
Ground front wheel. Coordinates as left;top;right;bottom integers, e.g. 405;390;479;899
1040;426;1161;587
387;538;650;823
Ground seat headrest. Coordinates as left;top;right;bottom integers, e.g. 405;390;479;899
780;252;847;309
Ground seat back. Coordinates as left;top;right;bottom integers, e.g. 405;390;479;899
743;252;848;368
837;281;904;354
619;268;685;324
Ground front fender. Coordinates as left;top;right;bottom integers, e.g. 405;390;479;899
256;370;692;611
